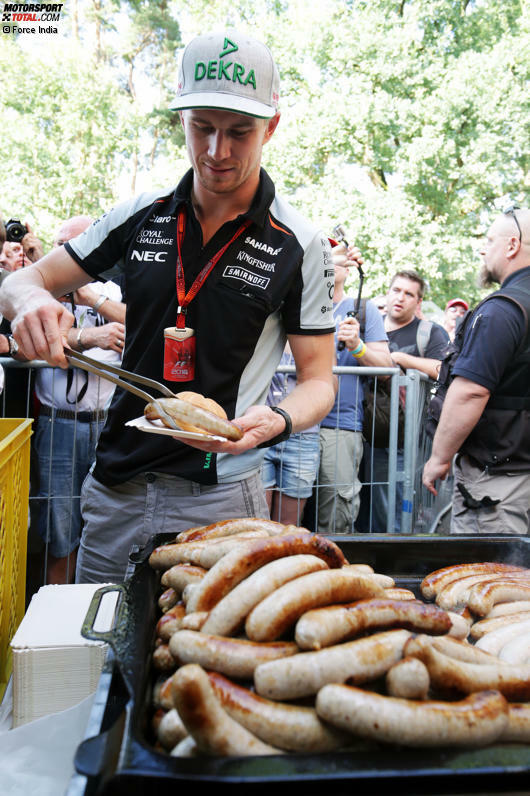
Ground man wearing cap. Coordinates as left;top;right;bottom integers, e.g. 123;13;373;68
0;31;336;583
443;297;469;341
424;207;530;535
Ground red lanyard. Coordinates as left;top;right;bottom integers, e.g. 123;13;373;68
175;207;251;329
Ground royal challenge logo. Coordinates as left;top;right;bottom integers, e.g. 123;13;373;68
2;2;63;35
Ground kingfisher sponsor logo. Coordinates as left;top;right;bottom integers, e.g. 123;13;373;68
244;236;282;256
223;265;269;290
130;250;168;262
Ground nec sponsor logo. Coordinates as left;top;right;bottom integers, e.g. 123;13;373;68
244;236;282;256
223;265;270;290
130;250;168;262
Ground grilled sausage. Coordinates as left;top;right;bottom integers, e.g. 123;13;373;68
152;642;179;673
254;629;412;701
169;735;200;757
245;570;386;643
158;587;179;612
405;633;530;701
498;634;530;665
152;675;175;710
315;685;508;747
149;531;271;572
470;612;530;641
435;572;530;611
447;610;472;639
201;554;329;637
499;703;530;742
475;619;530;656
207;672;351;753
468;581;530;617
385;657;430;700
156;602;187;641
180;611;209;630
172;664;283;756
176;518;299;543
169;629;298;680
161;563;207;592
157;708;188;751
487;600;530;618
293;598;451;651
420;563;526;601
145;396;244;441
384;588;417;601
185;532;347;614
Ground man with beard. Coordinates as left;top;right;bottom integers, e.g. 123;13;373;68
423;207;530;534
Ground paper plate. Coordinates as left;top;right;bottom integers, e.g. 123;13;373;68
125;415;228;441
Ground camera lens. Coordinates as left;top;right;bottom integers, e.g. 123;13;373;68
5;218;28;243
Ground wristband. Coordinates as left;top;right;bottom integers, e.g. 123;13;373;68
352;342;366;359
7;335;18;357
76;328;85;349
93;294;108;312
350;340;364;356
257;406;292;448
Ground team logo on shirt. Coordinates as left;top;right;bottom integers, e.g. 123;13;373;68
222;265;270;289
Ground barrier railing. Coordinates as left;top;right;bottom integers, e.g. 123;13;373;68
0;358;452;592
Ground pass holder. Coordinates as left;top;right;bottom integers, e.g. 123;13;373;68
163;325;196;382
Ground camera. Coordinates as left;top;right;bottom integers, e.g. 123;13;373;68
5;218;28;243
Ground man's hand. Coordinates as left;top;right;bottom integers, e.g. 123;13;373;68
422;454;452;497
21;224;45;263
69;322;126;354
11;292;74;367
177;404;286;455
331;242;364;270
337;315;361;352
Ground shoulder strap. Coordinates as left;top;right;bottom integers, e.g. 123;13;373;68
416;319;433;357
358;297;368;338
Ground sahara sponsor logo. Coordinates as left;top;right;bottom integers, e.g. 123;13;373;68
244;236;282;256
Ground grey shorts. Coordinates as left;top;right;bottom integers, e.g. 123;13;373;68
451;455;530;535
76;470;269;583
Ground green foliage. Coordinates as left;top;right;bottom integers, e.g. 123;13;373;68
1;0;528;308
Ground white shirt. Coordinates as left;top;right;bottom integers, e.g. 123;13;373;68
35;281;123;411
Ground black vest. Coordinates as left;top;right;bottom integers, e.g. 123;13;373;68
462;268;530;473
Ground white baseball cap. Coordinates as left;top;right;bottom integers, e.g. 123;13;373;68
171;31;280;119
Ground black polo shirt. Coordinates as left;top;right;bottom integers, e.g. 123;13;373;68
65;168;334;486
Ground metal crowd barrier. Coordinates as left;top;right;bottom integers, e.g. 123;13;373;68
0;358;453;593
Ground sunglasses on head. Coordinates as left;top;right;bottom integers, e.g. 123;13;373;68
504;203;521;242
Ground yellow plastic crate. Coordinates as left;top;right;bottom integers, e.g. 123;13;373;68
0;418;33;701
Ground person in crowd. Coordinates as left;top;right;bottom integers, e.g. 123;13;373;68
371;294;387;315
317;242;391;534
423;207;530;535
261;342;320;525
367;269;449;532
443;297;469;341
33;215;126;584
0;30;336;584
0;224;45;416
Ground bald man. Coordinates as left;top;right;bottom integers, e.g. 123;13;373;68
423;207;530;534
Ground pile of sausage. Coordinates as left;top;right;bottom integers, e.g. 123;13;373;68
147;521;530;756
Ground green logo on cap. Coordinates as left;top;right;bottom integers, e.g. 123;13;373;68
194;37;256;90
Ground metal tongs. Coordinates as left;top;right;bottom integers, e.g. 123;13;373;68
64;346;181;430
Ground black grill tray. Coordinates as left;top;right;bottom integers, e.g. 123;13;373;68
69;534;530;796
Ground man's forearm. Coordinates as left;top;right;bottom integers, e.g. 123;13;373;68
392;351;441;380
0;266;49;320
278;377;336;432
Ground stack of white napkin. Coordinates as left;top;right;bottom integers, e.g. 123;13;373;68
10;584;118;727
